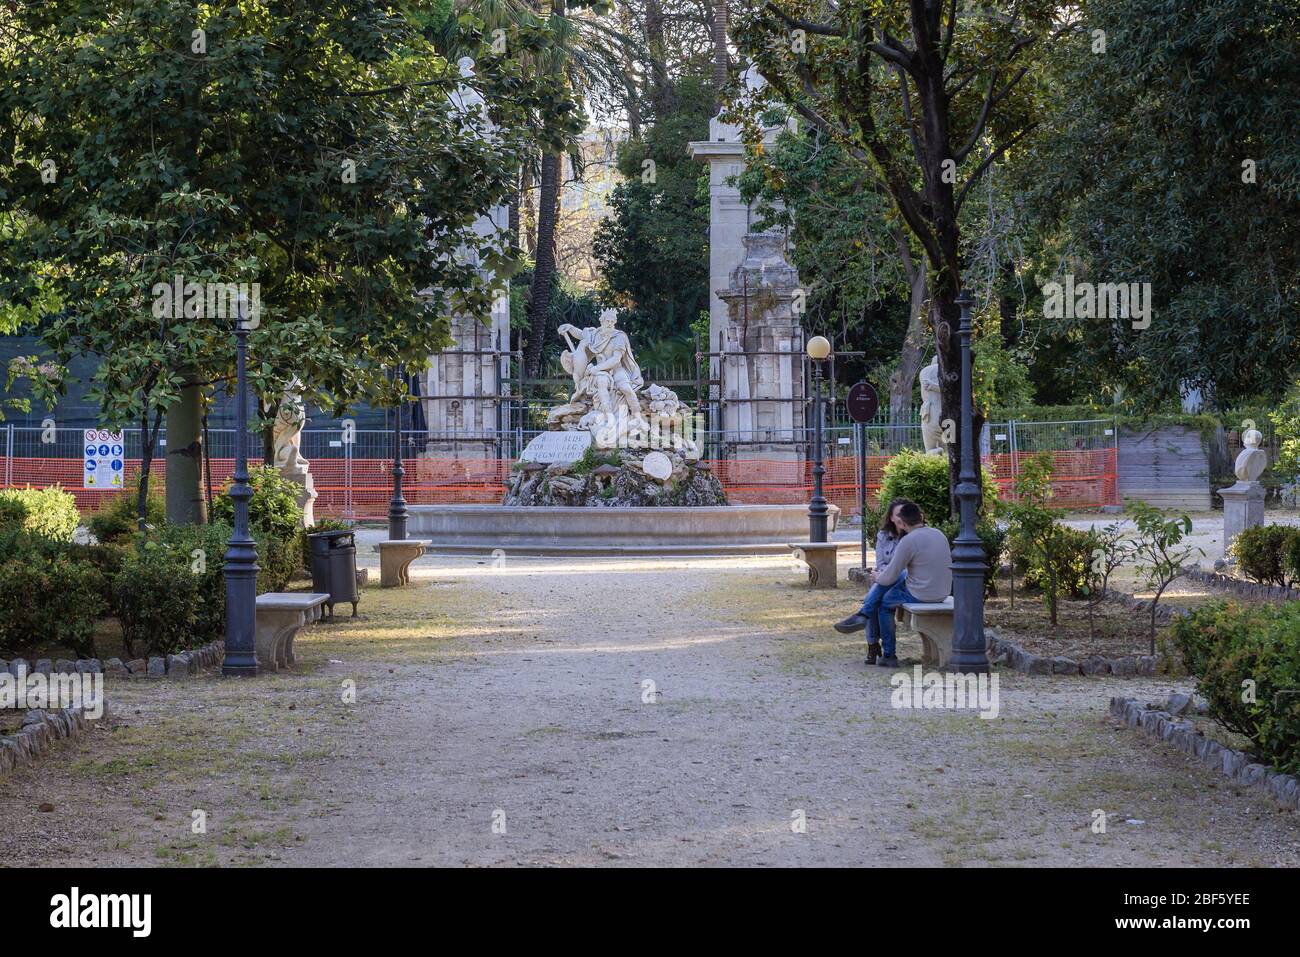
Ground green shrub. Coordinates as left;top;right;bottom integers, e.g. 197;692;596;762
0;553;106;658
111;545;199;658
935;518;1007;597
1231;524;1297;588
152;522;233;644
0;486;80;541
877;449;998;524
210;465;304;542
1172;601;1300;775
257;526;304;594
1020;524;1097;600
88;479;165;544
210;466;305;593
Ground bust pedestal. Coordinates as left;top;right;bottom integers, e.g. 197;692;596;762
1219;481;1264;558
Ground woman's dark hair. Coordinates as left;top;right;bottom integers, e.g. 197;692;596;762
879;498;909;535
895;500;924;526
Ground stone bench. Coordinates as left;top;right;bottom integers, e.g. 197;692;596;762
902;598;954;667
787;542;840;589
376;540;429;588
254;593;330;672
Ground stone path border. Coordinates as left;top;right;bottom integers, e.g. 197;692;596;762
0;702;110;776
1108;696;1300;812
1183;565;1300;603
987;629;1161;677
1;640;224;682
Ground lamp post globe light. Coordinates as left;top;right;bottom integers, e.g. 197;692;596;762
222;294;261;677
948;290;991;674
806;335;833;543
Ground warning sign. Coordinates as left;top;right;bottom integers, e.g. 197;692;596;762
83;429;125;490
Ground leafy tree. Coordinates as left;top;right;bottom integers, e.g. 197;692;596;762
1024;0;1300;408
1004;452;1065;624
1128;500;1201;653
0;1;537;522
734;0;1063;508
737;126;920;419
593;73;713;345
1082;519;1131;641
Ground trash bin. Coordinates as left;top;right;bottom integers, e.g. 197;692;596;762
308;530;360;621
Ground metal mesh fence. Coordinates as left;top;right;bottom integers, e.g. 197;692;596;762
1;417;1119;519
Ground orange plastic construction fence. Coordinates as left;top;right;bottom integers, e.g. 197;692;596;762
6;448;1118;520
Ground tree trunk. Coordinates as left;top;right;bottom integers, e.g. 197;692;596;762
644;0;674;117
888;229;928;424
525;150;561;380
164;372;206;524
521;158;537;259
711;0;728;108
137;406;164;533
508;167;522;256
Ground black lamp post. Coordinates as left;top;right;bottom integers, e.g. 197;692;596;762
388;366;408;542
221;296;260;677
948;289;990;674
806;335;832;543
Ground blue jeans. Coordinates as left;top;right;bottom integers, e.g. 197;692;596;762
858;571;907;644
874;577;917;658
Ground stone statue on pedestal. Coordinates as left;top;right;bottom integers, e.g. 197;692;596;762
269;381;317;527
550;309;651;448
1220;428;1266;560
919;357;944;455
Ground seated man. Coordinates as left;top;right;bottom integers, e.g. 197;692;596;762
832;501;952;668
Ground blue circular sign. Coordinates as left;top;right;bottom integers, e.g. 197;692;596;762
85;446;96;457
111;459;123;471
98;444;110;456
111;444;123;456
85;461;95;471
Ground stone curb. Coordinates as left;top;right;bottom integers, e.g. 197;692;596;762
1097;587;1186;625
987;629;1160;678
1183;566;1300;603
1108;696;1300;812
0;640;225;681
0;701;110;777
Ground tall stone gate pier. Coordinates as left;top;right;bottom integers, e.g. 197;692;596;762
689;76;806;461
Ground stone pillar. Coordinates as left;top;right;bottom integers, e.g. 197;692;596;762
713;233;804;461
422;57;511;460
1220;482;1264;557
688;70;801;461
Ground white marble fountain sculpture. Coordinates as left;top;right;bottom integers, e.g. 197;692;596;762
541;309;699;460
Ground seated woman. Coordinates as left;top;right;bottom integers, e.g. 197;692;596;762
833;498;908;664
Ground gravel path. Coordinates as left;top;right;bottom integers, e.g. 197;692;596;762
2;551;1296;867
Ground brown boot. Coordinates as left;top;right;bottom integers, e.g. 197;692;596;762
865;641;882;666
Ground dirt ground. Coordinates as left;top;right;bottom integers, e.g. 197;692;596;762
1;549;1296;867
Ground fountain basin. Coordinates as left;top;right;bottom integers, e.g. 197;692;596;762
406;504;843;556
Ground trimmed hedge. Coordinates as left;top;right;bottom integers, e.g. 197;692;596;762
0;486;80;541
1172;601;1300;776
1231;524;1300;588
0;551;105;658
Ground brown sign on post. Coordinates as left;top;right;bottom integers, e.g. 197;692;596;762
846;382;879;423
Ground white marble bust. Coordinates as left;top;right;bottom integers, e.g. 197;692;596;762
1235;429;1267;483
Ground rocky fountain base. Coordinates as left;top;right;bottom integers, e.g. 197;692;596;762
502;447;727;508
